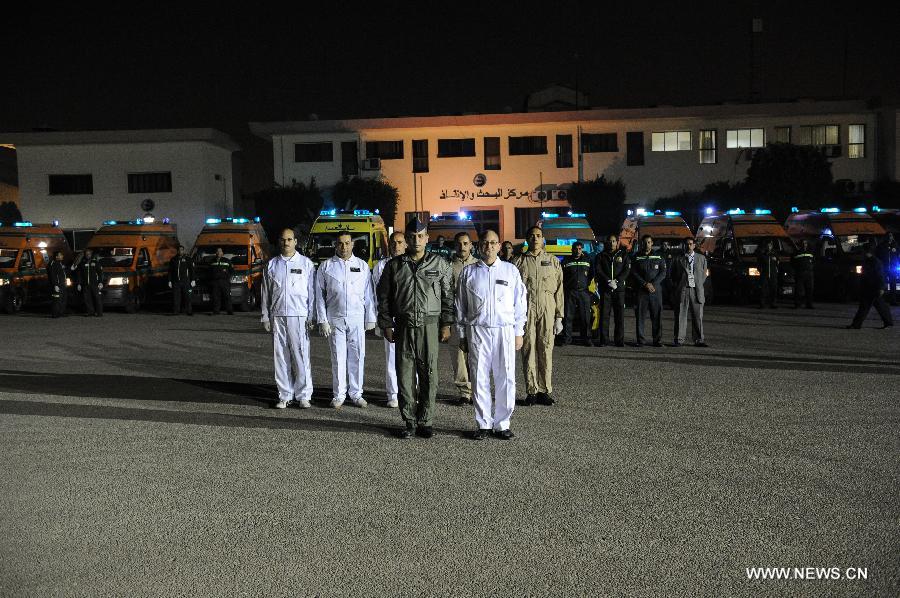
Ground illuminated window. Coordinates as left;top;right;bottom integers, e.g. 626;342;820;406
49;174;93;195
725;128;765;149
294;142;333;162
366;140;404;160
797;125;839;146
556;135;573;168
774;126;791;143
508;136;547;155
484;137;501;170
128;172;172;193
581;133;617;153
651;131;691;152
698;130;717;164
848;124;865;159
412;140;429;172
437;138;475;158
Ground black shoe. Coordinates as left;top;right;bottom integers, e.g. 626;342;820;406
522;394;536;406
227;312;234;316
397;427;414;439
695;341;708;347
672;341;682;347
652;341;663;347
472;429;490;441
536;392;555;406
416;426;433;439
614;341;625;347
556;338;570;347
492;429;515;440
187;312;193;316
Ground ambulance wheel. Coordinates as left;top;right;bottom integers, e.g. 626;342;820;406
3;290;22;314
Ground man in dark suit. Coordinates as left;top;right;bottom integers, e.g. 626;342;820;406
847;241;894;329
670;238;708;347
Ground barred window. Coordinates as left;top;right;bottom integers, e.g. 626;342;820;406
848;125;865;159
556;135;573;168
699;130;717;164
413;139;429;172
128;172;172;194
48;174;93;195
484;137;501;170
366;140;404;160
581;133;618;153
508;136;547;155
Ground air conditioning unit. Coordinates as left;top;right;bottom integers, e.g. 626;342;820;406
535;190;549;201
823;146;841;158
551;189;568;201
361;158;382;170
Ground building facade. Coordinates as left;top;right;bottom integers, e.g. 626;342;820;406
2;129;240;246
251;99;884;241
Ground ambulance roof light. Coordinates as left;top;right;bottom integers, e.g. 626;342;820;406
52;219;60;227
791;207;799;213
754;209;772;215
626;209;634;216
664;211;682;216
353;209;372;216
872;205;880;212
205;218;222;224
820;207;840;213
726;209;745;215
162;217;171;224
231;217;250;223
705;206;715;215
457;211;469;220
852;207;867;213
254;216;261;222
540;212;559;219
568;211;586;218
635;208;649;216
103;220;118;225
13;221;33;227
319;209;337;216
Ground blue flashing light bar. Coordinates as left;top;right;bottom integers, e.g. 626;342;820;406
664;211;682;217
353;209;373;216
754;209;772;215
820;207;840;213
457;211;471;220
704;207;715;216
230;217;250;224
872;206;880;212
852;207;867;213
205;218;222;224
823;228;833;236
791;207;799;213
13;221;33;227
254;216;261;222
636;208;649;216
103;220;118;226
162;217;171;224
626;209;634;216
52;220;60;227
319;209;337;216
134;218;144;225
541;212;560;219
556;238;576;246
568;212;586;218
726;209;745;215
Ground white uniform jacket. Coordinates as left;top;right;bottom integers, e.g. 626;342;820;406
260;252;316;321
455;259;527;338
314;255;377;323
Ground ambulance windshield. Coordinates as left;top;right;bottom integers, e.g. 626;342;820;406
0;248;17;268
310;233;370;262
96;247;135;267
194;245;248;265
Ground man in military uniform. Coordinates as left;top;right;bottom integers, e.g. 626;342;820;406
376;217;454;439
210;247;234;315
757;239;779;309
560;241;594;346
792;239;815;309
847;241;894;329
594;233;631;347
48;250;68;318
168;245;195;316
631;234;666;347
76;248;103;317
372;231;407;409
450;231;478;404
512;226;563;406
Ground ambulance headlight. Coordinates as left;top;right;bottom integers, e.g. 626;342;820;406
0;278;8;286
855;265;863;275
230;275;246;284
107;276;128;286
66;278;73;287
748;268;760;277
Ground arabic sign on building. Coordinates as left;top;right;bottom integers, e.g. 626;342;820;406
440;188;534;201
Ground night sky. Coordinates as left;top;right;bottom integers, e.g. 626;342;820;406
3;2;897;192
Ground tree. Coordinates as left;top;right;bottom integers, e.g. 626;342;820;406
746;143;833;218
331;176;399;228
248;179;323;247
566;175;626;237
0;201;23;224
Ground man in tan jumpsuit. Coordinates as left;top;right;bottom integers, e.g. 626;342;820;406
450;231;478;405
512;226;564;406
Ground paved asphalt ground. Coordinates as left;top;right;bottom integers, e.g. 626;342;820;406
1;300;898;597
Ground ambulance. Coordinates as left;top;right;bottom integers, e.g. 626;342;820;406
426;213;480;259
619;209;694;305
0;221;73;313
784;208;887;301
191;217;270;311
83;218;180;312
696;209;796;304
307;209;389;269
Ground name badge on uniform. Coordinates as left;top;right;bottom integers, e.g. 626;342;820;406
496;279;508;286
541;260;552;266
350;267;361;272
291;268;302;274
425;270;439;277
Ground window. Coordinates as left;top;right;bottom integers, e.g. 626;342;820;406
699;130;717;164
848;124;865;158
651;131;691;152
20;249;34;270
581;133;618;153
798;125;839;146
484;137;501;170
294;142;333;162
508;136;547;155
774;126;791;144
437;138;475;158
48;174;93;195
128;172;172;194
366;140;404;160
725;128;765;149
341;142;358;176
413;139;429;172
556;135;573;168
626;132;644;166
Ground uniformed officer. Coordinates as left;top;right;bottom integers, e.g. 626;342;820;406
210;247;234;315
167;245;195;316
757;240;779;309
376;217;454;439
432;235;452;261
76;248;103;317
315;231;378;409
631;234;666;347
261;228;317;409
456;230;527;440
372;231;407;409
593;233;631;347
792;239;815;309
847;241;894;329
512;226;563;406
499;241;515;262
48;250;68;318
560;241;594;346
450;231;478;404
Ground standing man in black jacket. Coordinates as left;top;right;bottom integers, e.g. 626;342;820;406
757;239;779;309
210;247;234;315
560;241;594;346
593;233;631;347
76;248;103;317
847;241;894;329
792;240;815;309
48;250;68;318
631;234;666;347
168;245;195;316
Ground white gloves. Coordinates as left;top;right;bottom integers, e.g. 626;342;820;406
607;280;618;290
262;320;271;332
190;280;196;288
319;322;332;338
54;286;60;293
553;318;563;335
365;321;376;331
168;281;172;288
77;285;82;291
98;284;103;290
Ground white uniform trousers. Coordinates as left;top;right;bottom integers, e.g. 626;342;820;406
272;316;313;402
467;325;516;431
383;337;398;402
328;317;366;402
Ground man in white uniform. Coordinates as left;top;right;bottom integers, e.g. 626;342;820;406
316;231;378;409
261;228;316;409
372;231;407;408
455;230;527;440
